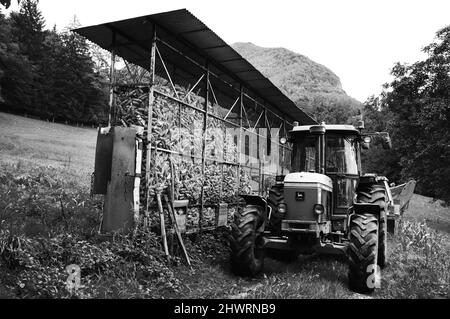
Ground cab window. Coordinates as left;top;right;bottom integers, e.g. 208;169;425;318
325;135;358;174
292;135;317;173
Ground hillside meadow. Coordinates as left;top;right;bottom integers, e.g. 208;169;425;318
0;112;448;299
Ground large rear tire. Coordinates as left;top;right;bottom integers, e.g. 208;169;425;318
348;213;379;294
356;184;388;268
229;205;265;276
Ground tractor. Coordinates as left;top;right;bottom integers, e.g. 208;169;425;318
229;121;400;293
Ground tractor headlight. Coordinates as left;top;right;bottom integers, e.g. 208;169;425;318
277;203;287;214
313;204;324;216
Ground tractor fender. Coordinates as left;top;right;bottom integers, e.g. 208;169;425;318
358;174;388;185
239;194;268;208
239;194;272;230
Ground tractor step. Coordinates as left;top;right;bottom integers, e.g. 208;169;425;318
262;237;290;250
315;241;347;255
262;236;347;255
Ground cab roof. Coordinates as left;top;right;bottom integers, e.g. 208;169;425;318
291;124;360;135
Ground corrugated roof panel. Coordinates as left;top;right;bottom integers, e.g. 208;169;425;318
247;79;273;88
183;31;221;49
151;9;204;33
203;46;238;61
73;9;317;125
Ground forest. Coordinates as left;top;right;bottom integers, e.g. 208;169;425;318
0;0;109;125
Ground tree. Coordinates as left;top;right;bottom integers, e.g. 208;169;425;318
50;17;108;124
10;0;45;62
3;0;47;115
361;95;402;182
367;25;450;203
0;9;35;113
0;0;20;9
1;3;108;125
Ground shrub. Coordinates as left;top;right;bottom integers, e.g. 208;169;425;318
0;163;183;298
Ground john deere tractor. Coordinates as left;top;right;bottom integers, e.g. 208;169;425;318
229;121;399;293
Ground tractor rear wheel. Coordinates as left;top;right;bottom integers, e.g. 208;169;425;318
356;184;388;268
348;213;379;293
229;205;265;276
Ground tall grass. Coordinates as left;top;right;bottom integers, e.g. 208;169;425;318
0;160;449;299
379;220;450;298
0;163;182;298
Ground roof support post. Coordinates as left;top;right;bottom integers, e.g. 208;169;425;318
199;62;210;232
260;108;267;195
238;85;243;194
145;26;157;224
108;31;116;126
198;61;210;232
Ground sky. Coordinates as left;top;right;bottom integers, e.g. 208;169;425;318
4;0;450;102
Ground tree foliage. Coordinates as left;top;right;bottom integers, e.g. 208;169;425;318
363;25;450;203
0;0;108;125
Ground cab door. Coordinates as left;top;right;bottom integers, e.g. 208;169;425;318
325;134;359;216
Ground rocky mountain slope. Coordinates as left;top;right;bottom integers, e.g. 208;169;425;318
232;42;362;123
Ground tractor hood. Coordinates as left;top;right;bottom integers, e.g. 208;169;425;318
284;172;333;191
282;172;333;224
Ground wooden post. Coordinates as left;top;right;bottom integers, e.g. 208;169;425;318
156;193;169;258
145;27;157;225
164;195;192;268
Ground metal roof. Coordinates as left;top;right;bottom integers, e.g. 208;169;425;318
73;9;317;125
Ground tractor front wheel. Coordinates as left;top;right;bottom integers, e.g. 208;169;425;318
229;205;265;276
356;183;388;268
348;213;380;293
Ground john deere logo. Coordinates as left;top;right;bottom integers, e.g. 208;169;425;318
296;192;305;201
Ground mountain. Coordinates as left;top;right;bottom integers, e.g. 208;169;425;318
232;42;362;124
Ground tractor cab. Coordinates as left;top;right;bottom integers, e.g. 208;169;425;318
289;124;361;216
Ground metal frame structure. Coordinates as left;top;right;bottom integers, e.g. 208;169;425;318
75;9;317;232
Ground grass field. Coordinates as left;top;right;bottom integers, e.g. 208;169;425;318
0;112;449;299
0;112;97;186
